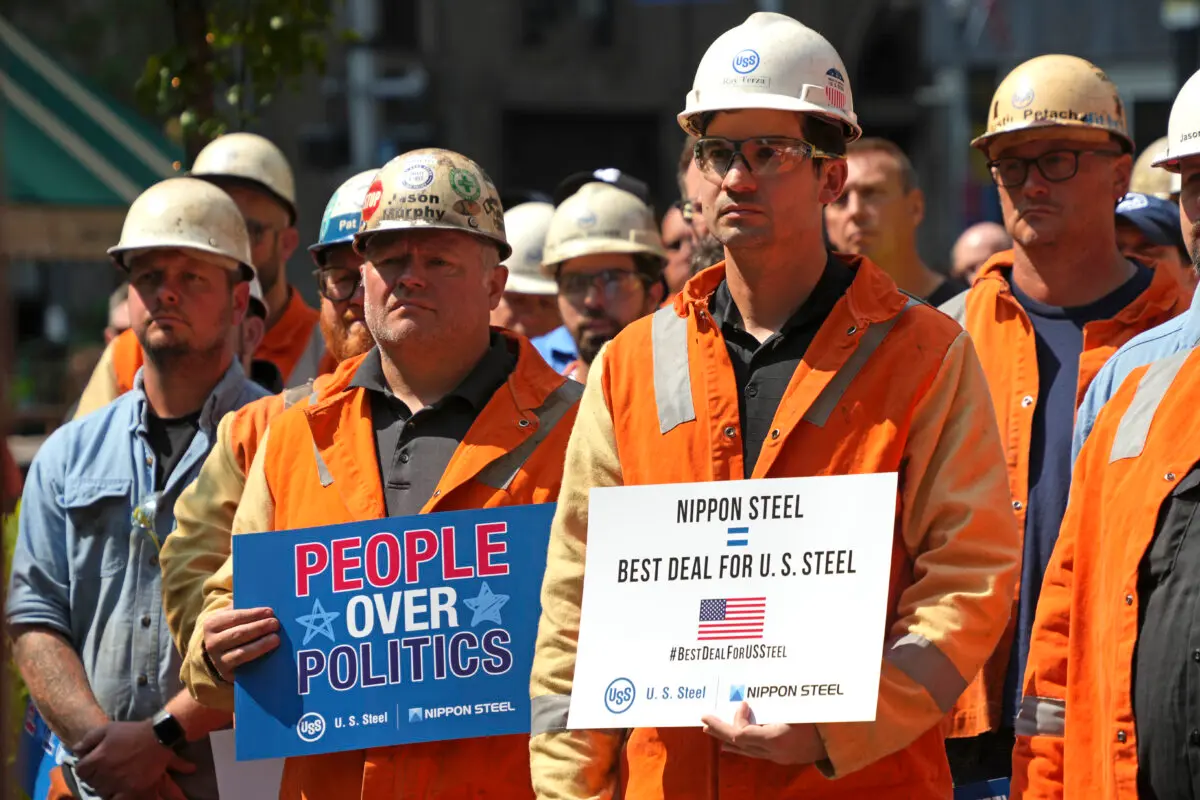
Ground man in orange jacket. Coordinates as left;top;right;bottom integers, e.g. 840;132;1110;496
938;55;1189;784
1012;67;1200;800
530;13;1019;800
162;169;378;656
179;149;582;799
74;133;326;417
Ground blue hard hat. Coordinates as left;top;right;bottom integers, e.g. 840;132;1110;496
309;169;379;258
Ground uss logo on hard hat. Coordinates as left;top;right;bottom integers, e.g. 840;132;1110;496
732;49;760;74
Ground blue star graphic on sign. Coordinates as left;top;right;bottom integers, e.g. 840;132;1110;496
463;582;509;626
295;598;340;646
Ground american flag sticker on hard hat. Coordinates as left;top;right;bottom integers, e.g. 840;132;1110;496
825;67;846;110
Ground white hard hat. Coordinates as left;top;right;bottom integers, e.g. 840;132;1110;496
502;202;556;295
1133;136;1182;198
191;132;297;222
1153;68;1200;173
354;148;511;260
108;177;253;280
542;183;666;276
678;12;861;142
248;276;268;318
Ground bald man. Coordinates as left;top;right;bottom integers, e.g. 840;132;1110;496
950;222;1011;284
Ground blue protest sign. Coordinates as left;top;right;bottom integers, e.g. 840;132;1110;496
232;503;555;760
17;700;66;800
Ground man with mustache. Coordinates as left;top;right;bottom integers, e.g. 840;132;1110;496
180;149;582;799
1014;67;1200;800
162;170;377;656
74;133;326;417
541;181;666;383
6;178;265;800
939;55;1189;786
531;12;1018;799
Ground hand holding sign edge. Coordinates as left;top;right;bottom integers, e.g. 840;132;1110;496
202;607;281;682
701;702;827;766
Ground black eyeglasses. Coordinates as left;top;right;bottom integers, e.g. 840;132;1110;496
313;267;361;302
693;136;837;180
987;149;1121;188
557;268;648;304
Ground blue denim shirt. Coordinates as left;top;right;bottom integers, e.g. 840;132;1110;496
531;324;579;374
1072;286;1200;464
6;361;266;798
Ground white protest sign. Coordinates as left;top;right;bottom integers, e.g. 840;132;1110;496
567;473;896;729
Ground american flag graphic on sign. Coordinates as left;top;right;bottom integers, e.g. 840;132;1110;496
697;597;766;641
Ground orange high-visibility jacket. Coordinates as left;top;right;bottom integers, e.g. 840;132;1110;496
163;376;331;657
182;333;582;800
1012;346;1200;799
74;288;326;418
530;257;1021;799
939;250;1186;738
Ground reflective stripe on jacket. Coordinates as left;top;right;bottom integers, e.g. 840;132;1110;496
1012;347;1200;799
182;332;581;800
531;257;1020;799
939;250;1186;738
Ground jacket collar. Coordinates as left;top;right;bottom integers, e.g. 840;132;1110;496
675;253;909;328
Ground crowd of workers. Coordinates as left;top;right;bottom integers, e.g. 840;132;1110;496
4;8;1200;800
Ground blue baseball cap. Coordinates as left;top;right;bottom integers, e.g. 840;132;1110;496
309;169;378;260
1115;192;1184;249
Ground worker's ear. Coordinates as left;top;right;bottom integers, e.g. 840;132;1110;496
242;315;266;360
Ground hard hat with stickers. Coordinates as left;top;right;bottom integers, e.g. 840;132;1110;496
190;131;297;222
502;202;557;296
678;11;861;142
353;148;510;260
1132;136;1182;198
107;177;254;281
972;54;1132;153
541;182;666;276
309;169;378;265
1153;68;1200;174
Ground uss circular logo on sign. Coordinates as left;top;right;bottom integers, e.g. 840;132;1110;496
732;49;760;74
297;712;326;743
604;677;636;714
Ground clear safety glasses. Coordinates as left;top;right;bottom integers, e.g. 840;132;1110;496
693;136;838;180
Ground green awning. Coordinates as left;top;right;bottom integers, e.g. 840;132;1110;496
0;14;182;207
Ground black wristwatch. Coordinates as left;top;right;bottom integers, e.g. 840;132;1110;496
151;709;186;750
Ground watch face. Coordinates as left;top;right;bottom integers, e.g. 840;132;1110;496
153;712;186;748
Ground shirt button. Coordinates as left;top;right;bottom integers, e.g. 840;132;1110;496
141;615;152;628
136;674;148;687
1193;649;1200;663
1125;593;1134;606
399;453;410;464
1191;729;1200;746
1021;395;1034;408
1012;500;1023;511
724;426;736;438
746;385;758;398
1117;730;1127;743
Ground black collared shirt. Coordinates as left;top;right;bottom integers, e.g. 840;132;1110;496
350;334;516;517
1134;462;1200;799
707;253;856;474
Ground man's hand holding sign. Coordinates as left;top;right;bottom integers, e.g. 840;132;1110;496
204;608;282;682
702;702;828;765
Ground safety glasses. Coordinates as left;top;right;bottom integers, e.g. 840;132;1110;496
313;268;362;302
693;136;837;180
557;268;648;304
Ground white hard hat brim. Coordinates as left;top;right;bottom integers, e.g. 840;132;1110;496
504;271;558;296
541;238;667;276
1151;147;1200;173
677;91;862;142
355;220;513;262
108;240;255;281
